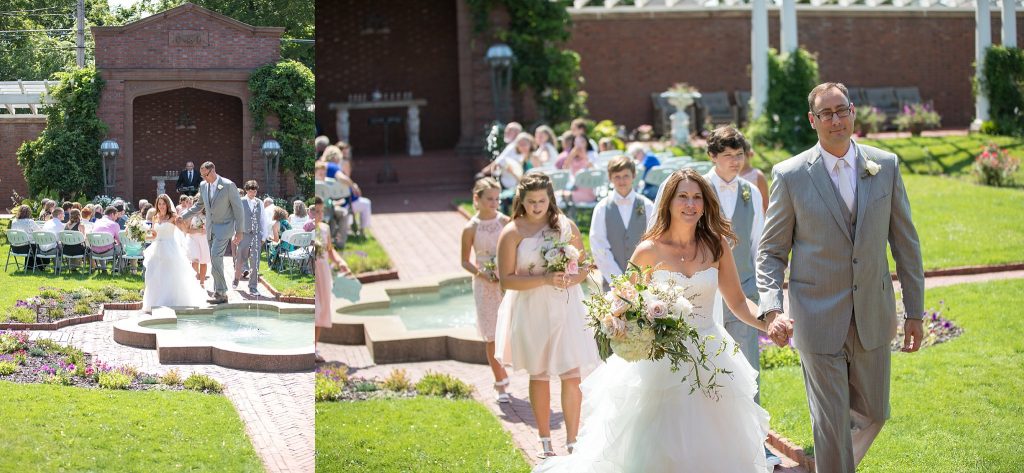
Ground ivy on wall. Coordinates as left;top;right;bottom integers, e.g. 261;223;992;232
979;46;1024;136
745;48;820;152
466;0;588;125
16;67;107;201
249;59;316;197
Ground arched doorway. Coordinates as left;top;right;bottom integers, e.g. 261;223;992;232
132;87;243;202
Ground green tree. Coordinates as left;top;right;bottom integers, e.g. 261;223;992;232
248;59;315;197
16;67;107;201
745;48;820;152
979;46;1024;136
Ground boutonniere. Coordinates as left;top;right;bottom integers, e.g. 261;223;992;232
635;200;645;216
217;184;224;190
863;159;881;177
741;185;752;202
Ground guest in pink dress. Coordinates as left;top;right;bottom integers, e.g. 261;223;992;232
460;177;511;403
556;135;596;204
494;173;601;459
312;201;350;363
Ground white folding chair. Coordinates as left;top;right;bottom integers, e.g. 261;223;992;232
31;231;61;274
118;230;145;276
644;165;677;188
5;229;33;272
568;169;609;221
58;230;88;272
683;161;714;175
86;232;119;273
282;231;315;273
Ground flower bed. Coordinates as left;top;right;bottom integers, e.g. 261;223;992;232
315;365;472;402
0;286;141;330
0;331;222;393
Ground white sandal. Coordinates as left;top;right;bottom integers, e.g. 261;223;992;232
537;437;556;458
494;378;511;403
566;441;577;454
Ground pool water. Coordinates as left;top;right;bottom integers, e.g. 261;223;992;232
343;283;477;331
143;308;313;350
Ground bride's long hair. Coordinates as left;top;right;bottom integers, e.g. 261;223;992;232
642;168;736;263
154;194;177;222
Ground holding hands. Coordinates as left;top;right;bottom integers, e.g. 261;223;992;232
764;311;795;347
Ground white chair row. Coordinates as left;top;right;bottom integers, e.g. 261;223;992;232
5;228;144;275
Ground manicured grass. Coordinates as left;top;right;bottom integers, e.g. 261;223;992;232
0;243;143;308
316;397;530;473
338;230;392;275
0;381;262;471
761;279;1024;472
897;174;1024;270
259;259;313;298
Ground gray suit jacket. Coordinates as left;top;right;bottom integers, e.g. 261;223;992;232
181;176;245;241
757;143;924;354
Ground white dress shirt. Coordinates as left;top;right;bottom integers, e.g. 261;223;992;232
261;205;275;241
818;141;858;199
589;190;657;284
39;218;64;251
706;170;764;260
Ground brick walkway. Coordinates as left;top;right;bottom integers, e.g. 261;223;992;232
29;257;314;473
371;191;468;282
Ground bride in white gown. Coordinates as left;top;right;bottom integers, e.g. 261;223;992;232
535;169;775;473
141;194;209;313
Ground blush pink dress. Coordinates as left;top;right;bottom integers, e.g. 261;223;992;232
470;213;508;341
314;223;333;328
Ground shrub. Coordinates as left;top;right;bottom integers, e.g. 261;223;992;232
315;373;342;402
138;374;159;385
893;103;941;136
973;143;1020;187
760;345;802;370
381;368;414;392
354;381;378;393
117;364;140;379
159;368;184;386
73;301;93;315
0;361;16;375
183;373;224;393
855;106;887;137
98;371;132;390
28;346;46;357
8;307;36;324
415;372;473;399
33;337;60;353
745;48;820;152
979;46;1024;136
0;332;30;353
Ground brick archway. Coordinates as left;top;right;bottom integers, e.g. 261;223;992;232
132;87;243;201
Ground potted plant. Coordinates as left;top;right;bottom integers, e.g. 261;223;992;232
893;103;941;137
854;106;887;137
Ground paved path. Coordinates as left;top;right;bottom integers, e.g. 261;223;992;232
30;257;314;473
370;191;467;281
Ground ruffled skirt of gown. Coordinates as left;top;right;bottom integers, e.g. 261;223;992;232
141;234;209;312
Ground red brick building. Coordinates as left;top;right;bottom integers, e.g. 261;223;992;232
316;1;1023;163
0;3;290;204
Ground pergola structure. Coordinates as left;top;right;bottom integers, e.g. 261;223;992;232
0;81;54;117
570;0;1019;125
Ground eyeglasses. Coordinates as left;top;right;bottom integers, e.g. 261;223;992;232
812;106;853;122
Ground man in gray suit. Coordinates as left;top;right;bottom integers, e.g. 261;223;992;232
757;82;925;472
233;179;264;296
181;161;244;304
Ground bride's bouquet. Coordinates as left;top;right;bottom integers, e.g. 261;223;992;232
125;214;148;243
584;263;731;398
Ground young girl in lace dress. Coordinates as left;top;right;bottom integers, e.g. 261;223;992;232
460;178;511;402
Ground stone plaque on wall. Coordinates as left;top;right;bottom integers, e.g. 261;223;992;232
169;30;209;47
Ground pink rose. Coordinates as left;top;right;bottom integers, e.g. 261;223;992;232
615;284;638;301
647;300;668;320
566;259;579;275
611;298;629;317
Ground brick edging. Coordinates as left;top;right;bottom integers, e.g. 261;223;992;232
767;430;816;471
916;262;1024;278
0;301;142;331
454;203;473;220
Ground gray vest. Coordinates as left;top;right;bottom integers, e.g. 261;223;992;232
707;175;757;299
828;168;858;239
604;195;647;273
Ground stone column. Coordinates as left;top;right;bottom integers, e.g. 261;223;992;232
407;104;423;156
751;0;769;119
974;0;992;129
1002;0;1017;48
335;107;350;144
781;0;798;54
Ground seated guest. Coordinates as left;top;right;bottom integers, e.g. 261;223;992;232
598;137;616;153
113;201;127;229
60;202;73;223
40;208;65;251
90;206;122;256
262;197;276;247
628;142;662;201
289;200;310;230
556;134;597;204
80;207;95;233
315;135;331;160
267;207;295;271
533;125;559;169
341;149;373;234
10;205;42;269
38;199;56;220
138;199;150;214
62;209;87;268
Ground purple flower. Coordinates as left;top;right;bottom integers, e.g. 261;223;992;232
943;321;952;328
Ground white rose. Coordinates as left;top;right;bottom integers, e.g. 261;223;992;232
865;160;881;176
673;296;694;319
564;245;580;261
544;248;560;262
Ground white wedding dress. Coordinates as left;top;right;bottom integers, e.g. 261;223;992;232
534;268;770;473
141;221;208;312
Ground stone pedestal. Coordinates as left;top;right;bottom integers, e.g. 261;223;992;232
152;175;178;196
330;99;428;156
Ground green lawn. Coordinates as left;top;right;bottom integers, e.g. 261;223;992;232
0;244;143;308
259;259;313;298
316;397;530;473
0;381;263;471
761;279;1024;472
338;231;392;275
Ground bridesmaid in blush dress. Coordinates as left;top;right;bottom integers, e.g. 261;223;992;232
460;178;511;403
312;203;350;363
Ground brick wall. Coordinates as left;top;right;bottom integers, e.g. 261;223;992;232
567;10;1024;130
315;0;462;155
132;88;243;201
0;118;46;204
93;7;281;71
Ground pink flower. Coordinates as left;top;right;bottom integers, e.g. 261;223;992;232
566;260;579;275
611;298;629;317
647;300;668;320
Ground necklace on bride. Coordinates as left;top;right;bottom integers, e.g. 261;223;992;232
678;241;699;262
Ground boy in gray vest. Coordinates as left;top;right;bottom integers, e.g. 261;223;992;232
703;126;780;466
589;155;656;291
